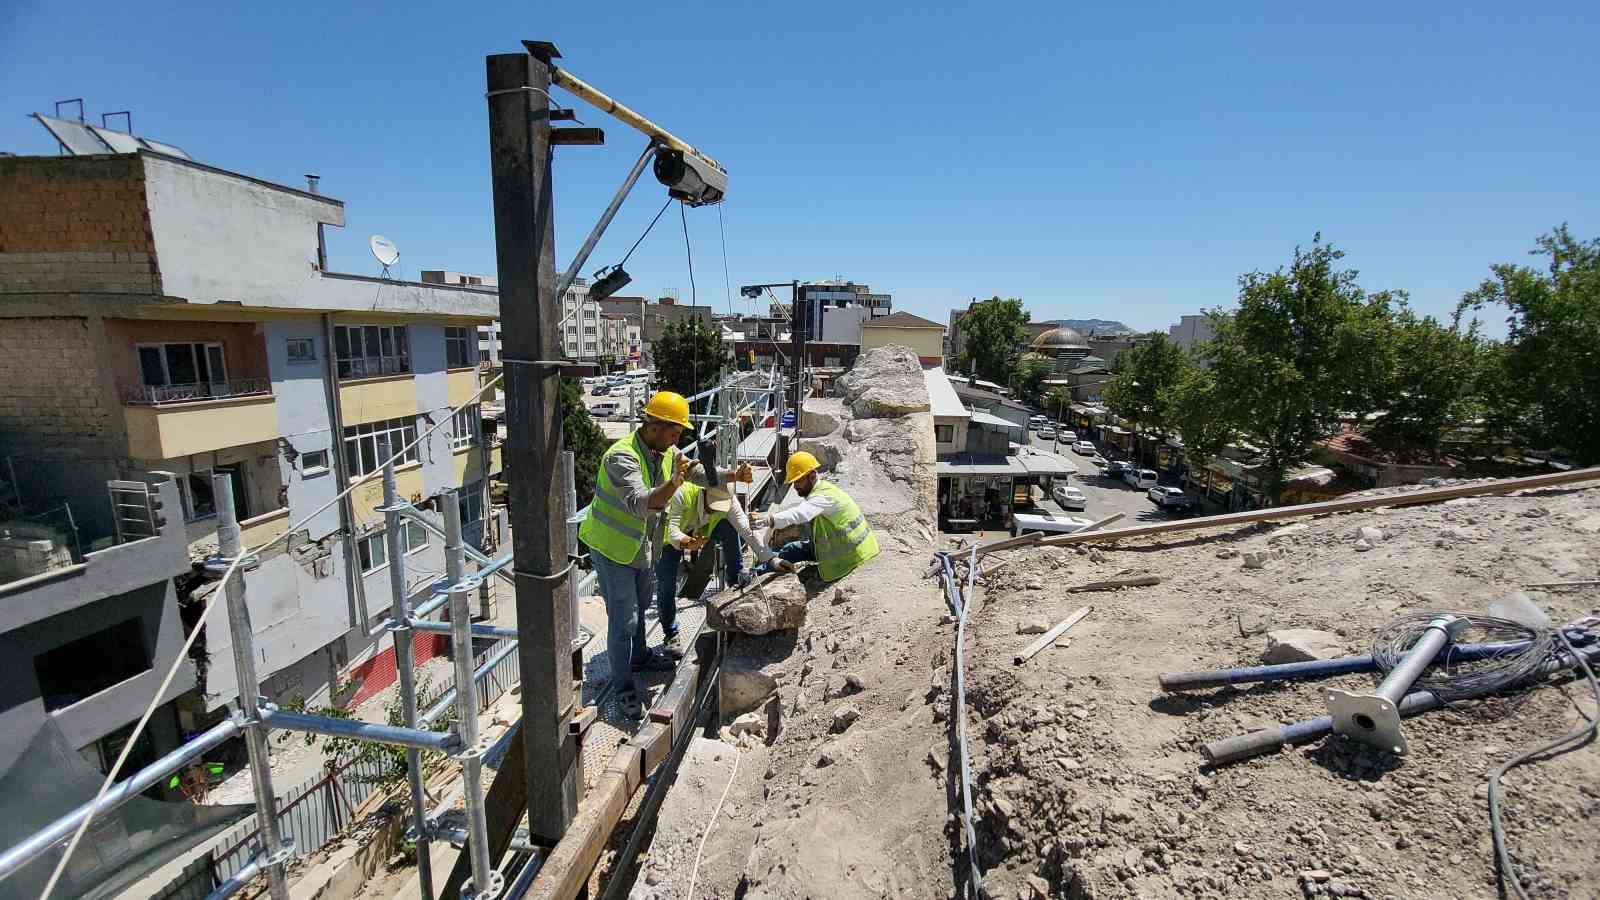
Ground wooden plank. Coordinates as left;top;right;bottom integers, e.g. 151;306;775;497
1014;606;1091;665
603;744;644;795
522;772;631;900
986;466;1600;552
648;659;700;743
630;721;671;777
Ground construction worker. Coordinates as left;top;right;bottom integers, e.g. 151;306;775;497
657;478;771;653
579;390;750;718
750;450;879;582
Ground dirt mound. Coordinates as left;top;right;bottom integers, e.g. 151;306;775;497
962;481;1600;899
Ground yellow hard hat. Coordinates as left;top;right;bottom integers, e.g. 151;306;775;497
785;450;821;484
642;391;691;429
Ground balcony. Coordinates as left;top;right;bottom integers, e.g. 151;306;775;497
121;380;278;460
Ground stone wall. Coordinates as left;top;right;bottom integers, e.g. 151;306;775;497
0;154;161;295
0;315;116;452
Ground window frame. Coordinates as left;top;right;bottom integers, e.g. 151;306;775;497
458;479;485;526
444;326;475;369
285;337;317;364
300;449;330;477
342;417;420;478
357;531;388;573
935;424;955;443
450;405;480;452
137;341;227;388
333;324;410;379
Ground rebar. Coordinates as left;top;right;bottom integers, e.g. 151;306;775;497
383;450;435;898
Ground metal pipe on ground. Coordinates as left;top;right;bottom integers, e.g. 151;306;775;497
1326;615;1463;754
0;718;241;883
1201;643;1600;765
981;466;1600;553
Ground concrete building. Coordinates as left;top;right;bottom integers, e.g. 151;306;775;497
1168;314;1215;350
421;270;502;364
793;280;892;343
599;295;711;369
861;311;945;366
0;127;499;715
0;476;192;780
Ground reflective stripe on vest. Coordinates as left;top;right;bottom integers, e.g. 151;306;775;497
809;481;879;581
579;432;672;565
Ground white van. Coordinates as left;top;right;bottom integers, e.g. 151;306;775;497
1123;468;1159;490
1011;511;1094;537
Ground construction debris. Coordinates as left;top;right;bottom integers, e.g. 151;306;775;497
1261;628;1345;664
1013;606;1091;665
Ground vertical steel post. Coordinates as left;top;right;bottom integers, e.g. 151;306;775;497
213;475;292;900
487;47;580;846
789;280;804;419
381;444;434;898
562;450;581;676
444;492;500;898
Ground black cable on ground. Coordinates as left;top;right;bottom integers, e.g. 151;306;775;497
1371;614;1556;700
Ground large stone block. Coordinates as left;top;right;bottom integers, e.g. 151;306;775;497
1261;628;1344;664
838;345;930;418
706;575;809;635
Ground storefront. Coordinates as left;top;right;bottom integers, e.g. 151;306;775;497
937;459;1021;532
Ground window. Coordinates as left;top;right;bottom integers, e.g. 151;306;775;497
36;617;150;711
358;532;387;573
333;325;410;378
445;326;475;368
300;449;330;476
936;425;955;443
583;326;596;335
137;342;227;387
406;521;428;554
183;471;216;521
451;405;479;451
459;479;485;525
343;417;419;477
286;338;316;363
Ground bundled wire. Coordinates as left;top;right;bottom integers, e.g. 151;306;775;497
1370;614;1557;701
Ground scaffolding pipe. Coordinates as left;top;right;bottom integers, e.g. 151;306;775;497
260;708;461;753
204;852;261;900
421;637;522;727
215;475;293;900
400;506;517;590
410;620;519;639
444;492;500;899
0;718;241;883
554;142;655;319
563;450;580;657
383;451;436;899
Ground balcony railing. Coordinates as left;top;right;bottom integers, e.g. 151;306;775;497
121;378;274;406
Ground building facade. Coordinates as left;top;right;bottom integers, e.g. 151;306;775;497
860;311;945;366
1168;314;1215;350
0;140;500;716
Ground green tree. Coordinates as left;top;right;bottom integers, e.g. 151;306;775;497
1367;308;1485;456
561;377;608;508
1012;355;1054;406
1042;386;1072;424
1165;366;1233;490
956;297;1030;386
1458;225;1600;464
653;317;731;399
1207;236;1398;504
1101;334;1193;463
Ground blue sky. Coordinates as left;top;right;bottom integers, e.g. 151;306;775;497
3;1;1595;336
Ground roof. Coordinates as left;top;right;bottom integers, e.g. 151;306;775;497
952;383;1031;412
1014;447;1078;477
970;410;1019;430
863;311;943;329
1029;326;1089;350
924;368;968;418
937;456;1026;476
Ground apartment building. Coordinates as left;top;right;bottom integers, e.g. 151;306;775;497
0;476;192;778
0;118;501;714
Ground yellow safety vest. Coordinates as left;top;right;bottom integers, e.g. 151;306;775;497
676;482;727;537
580;432;673;566
809;480;879;581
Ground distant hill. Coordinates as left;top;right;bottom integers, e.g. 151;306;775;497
1038;318;1134;336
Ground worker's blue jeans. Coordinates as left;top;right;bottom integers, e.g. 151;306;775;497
655;518;743;638
754;539;816;574
590;550;652;694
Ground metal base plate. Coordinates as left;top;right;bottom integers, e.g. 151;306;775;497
1326;688;1408;755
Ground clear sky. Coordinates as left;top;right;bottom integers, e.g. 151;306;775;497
3;1;1595;336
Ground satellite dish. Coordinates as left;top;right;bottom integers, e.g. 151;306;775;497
369;234;400;268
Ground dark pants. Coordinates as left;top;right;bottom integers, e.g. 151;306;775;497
754;539;816;574
654;518;743;638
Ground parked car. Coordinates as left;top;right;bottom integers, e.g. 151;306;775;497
1011;511;1095;537
1057;428;1077;442
1052;484;1088;511
1087;453;1108;468
590;403;619;419
1038;426;1057;440
1071;440;1097;455
1149;485;1200;514
592;384;611;396
1123;468;1159;489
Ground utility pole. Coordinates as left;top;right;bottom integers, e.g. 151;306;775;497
485;47;580;845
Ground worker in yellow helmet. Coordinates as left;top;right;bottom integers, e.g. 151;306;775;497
750;450;879;582
579;389;750;718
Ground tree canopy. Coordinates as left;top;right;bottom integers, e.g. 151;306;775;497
956;296;1030;386
1205;235;1397;503
1459;225;1600;464
1012;355;1054;406
1101;334;1192;441
1366;308;1485;455
560;377;607;508
653;317;731;399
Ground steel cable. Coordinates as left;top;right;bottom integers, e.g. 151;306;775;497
1370;614;1556;701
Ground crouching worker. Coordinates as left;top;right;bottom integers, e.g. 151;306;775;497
751;450;879;582
656;478;771;654
580;390;750;718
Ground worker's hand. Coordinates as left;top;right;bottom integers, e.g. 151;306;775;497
734;462;754;483
749;511;767;529
671;452;694;485
686;535;710;552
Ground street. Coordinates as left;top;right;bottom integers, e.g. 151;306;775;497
1033;443;1180;528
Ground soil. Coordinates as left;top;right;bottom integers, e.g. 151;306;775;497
647;477;1599;900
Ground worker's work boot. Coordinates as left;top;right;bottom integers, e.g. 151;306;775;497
632;648;677;673
772;558;796;574
662;631;686;659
